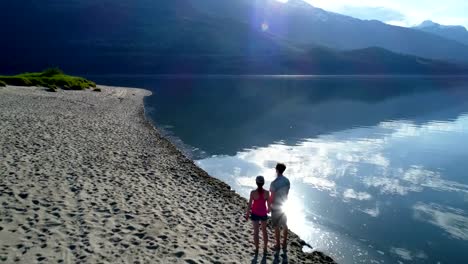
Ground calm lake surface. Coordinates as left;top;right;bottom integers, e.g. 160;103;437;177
91;75;468;263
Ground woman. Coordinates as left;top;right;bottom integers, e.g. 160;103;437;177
245;175;271;255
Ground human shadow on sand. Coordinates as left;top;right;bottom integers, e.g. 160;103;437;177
251;253;268;264
273;251;288;264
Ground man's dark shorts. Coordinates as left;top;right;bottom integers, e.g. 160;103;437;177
271;209;287;227
251;213;268;222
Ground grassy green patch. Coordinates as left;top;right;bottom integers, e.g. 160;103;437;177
0;68;96;90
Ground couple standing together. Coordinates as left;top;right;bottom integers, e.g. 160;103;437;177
245;163;290;256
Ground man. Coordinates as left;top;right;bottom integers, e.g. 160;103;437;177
269;163;290;254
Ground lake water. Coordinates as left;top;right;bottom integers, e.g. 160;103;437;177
91;75;468;263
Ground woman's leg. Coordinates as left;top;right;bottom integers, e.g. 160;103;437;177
252;220;260;252
261;221;268;252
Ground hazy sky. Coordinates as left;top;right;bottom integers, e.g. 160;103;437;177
303;0;468;28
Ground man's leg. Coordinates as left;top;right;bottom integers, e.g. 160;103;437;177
274;226;281;251
282;225;288;251
272;211;283;252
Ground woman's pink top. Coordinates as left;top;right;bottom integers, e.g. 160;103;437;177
251;189;268;216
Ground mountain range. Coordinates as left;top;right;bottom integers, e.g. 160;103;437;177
413;20;468;46
188;0;468;62
1;0;467;75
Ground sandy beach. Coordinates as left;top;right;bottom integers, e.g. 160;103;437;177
0;85;336;264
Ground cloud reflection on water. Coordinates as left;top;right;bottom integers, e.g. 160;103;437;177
200;114;468;200
413;203;468;241
343;189;372;201
390;247;428;262
197;113;468;263
359;205;380;217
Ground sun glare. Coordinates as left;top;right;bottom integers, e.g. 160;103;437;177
275;0;289;3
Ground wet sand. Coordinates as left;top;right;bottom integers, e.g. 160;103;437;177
0;85;336;263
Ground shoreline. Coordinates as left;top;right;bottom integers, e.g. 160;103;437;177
0;85;335;263
86;73;468;79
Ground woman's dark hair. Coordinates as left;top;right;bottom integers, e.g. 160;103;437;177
276;163;286;174
256;176;265;193
257;181;264;195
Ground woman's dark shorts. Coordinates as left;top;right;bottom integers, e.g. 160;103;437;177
251;213;268;222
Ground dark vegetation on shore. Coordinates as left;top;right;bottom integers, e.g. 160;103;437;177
0;68;96;92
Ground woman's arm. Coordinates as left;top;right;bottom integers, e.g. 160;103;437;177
245;191;253;221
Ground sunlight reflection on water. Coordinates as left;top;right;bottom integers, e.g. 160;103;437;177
196;114;468;263
89;75;468;263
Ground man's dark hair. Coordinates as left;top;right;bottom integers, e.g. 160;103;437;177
276;163;286;174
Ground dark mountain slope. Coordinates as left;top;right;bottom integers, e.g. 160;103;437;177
0;0;466;75
1;0;294;73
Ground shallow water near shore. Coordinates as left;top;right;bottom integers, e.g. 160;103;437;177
90;75;468;263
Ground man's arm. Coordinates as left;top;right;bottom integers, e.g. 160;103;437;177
269;185;275;212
